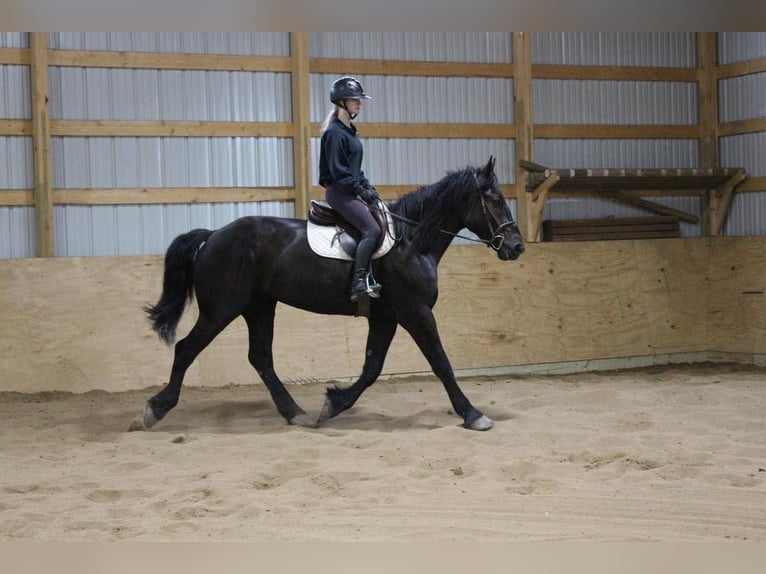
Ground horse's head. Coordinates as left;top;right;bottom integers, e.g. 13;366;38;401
466;156;525;261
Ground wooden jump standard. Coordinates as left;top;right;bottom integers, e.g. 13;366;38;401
520;160;747;242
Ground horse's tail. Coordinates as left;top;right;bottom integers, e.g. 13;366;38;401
144;228;213;346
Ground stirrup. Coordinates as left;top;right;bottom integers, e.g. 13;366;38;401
350;274;382;301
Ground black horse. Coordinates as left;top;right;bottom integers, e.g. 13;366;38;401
136;156;524;432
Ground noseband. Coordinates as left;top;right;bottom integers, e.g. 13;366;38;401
473;183;517;252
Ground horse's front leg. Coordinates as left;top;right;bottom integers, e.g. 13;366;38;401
317;313;397;424
400;306;494;431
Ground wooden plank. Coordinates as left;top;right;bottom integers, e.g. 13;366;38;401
533;64;697;82
543;217;680;242
0;47;29;65
535;124;700;139
716;55;766;79
290;32;312;219
30;33;54;257
599;190;699;224
0;119;32;136
697;32;719;169
513;32;535;242
718;117;766;137
0;189;34;206
310;57;513;78
705;170;747;236
53;187;295;205
50;120;293;138
309;121;515;139
735;176;766;193
48;49;292;72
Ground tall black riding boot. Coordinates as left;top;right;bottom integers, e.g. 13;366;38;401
350;236;382;301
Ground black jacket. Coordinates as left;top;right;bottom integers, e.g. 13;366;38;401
318;118;371;195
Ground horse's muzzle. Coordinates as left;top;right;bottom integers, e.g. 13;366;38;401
498;239;525;261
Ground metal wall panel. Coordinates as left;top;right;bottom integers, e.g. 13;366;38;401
0;136;33;189
534;80;697;125
49;68;292;122
532;32;696;67
718;32;766;64
720;133;766;178
54;202;295;257
310;32;512;63
718;73;766;123
1;65;31;119
0;33;28;48
534;139;699;169
48;32;290;56
311;137;515;187
723;191;766;236
52;137;293;188
0;207;35;258
311;74;514;125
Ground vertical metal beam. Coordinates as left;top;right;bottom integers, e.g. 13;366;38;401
290;32;312;219
30;32;54;257
513;32;536;242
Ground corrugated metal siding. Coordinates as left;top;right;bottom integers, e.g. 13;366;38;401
52;137;293;188
724;191;766;236
311;74;514;125
0;136;33;188
720;133;766;178
0;207;35;258
311;138;515;187
55;202;294;257
0;33;28;48
39;32;296;257
1;65;31;119
48;32;290;56
534;139;699;169
49;68;292;121
718;73;766;123
718;32;766;64
534;80;697;125
310;32;512;63
532;32;696;67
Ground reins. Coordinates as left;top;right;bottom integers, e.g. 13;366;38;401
370;189;516;252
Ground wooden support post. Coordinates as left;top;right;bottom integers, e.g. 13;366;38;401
705;170;746;236
513;32;536;242
290;32;312;219
697;32;719;170
525;173;559;242
30;32;54;257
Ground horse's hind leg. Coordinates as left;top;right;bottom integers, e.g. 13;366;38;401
134;313;234;430
243;299;313;427
317;313;397;423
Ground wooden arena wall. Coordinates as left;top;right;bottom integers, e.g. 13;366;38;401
1;236;764;394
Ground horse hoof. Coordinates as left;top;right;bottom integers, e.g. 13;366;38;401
127;416;146;432
141;404;158;429
316;399;335;424
465;414;494;431
288;413;317;428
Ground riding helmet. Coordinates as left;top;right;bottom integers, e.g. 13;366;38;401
330;77;372;105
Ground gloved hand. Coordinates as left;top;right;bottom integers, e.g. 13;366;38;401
358;186;381;204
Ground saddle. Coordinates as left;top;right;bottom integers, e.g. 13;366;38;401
306;200;396;261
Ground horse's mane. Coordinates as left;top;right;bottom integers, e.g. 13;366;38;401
390;166;478;253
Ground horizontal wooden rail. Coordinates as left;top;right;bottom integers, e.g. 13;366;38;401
310;58;513;78
533;64;697;82
717;56;766;79
535;124;700;139
718;117;766;137
50;120;293;138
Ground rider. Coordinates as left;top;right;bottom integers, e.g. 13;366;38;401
319;76;383;301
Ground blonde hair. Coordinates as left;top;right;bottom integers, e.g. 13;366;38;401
321;106;341;133
321;105;353;133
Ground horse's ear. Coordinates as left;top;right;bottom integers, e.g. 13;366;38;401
479;156;495;179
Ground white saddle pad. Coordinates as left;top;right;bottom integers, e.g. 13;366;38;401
307;205;397;261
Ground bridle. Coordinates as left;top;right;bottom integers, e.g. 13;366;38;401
370;177;518;252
